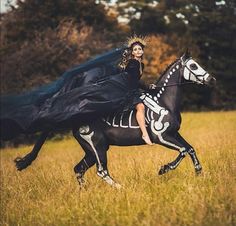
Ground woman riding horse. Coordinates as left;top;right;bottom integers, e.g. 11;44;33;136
1;36;215;188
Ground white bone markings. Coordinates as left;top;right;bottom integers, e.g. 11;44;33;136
78;125;121;188
79;125;103;171
183;59;210;83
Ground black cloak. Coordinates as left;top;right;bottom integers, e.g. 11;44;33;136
0;47;141;140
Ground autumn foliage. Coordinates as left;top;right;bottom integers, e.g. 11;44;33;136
143;35;177;82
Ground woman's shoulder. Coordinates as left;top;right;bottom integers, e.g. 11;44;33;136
128;58;139;63
127;59;141;67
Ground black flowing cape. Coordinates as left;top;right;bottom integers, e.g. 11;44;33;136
0;47;132;140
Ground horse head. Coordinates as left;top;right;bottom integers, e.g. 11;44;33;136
181;50;216;85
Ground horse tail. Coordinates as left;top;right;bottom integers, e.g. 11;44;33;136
14;131;49;171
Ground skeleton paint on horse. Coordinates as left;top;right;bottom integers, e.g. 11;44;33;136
14;51;215;188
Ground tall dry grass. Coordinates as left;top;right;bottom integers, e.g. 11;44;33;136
1;111;236;226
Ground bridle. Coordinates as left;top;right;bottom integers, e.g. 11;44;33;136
182;57;208;85
153;57;208;88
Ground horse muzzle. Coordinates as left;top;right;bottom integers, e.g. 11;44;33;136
204;74;216;86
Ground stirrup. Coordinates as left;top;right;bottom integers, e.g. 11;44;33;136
142;135;153;145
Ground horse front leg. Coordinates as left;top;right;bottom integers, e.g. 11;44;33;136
73;125;121;189
173;133;202;175
157;132;202;175
186;147;202;175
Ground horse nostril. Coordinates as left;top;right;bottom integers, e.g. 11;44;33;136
211;76;216;82
207;76;216;86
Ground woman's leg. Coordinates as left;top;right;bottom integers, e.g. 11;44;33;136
136;103;153;145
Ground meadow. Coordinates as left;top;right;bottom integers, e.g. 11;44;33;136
1;111;236;226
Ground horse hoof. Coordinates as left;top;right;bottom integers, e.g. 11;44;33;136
112;182;122;189
76;173;86;188
14;157;28;171
195;165;202;175
158;165;170;175
97;170;122;189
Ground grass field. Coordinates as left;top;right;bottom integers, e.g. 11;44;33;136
1;111;236;226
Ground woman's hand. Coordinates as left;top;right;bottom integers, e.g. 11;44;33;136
149;84;157;89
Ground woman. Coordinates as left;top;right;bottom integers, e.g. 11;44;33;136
119;35;153;145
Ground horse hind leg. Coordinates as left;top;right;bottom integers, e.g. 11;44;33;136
73;128;96;188
96;168;122;189
73;150;97;187
14;131;49;170
73;125;121;189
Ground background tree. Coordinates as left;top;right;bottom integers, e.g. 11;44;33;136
0;0;125;93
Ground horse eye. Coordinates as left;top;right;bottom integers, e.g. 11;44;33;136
190;63;198;70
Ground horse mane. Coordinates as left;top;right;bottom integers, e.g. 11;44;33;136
155;58;180;85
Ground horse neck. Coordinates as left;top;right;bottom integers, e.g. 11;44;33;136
155;60;183;113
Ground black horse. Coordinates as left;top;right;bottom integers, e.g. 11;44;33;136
14;51;215;188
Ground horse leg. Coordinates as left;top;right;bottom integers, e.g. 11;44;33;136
170;133;202;174
73;125;121;188
74;153;96;186
187;147;202;175
158;132;202;175
14;131;49;170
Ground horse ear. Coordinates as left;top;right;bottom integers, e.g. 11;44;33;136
185;48;191;58
181;48;191;61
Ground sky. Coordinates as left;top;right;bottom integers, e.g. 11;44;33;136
0;0;129;23
0;0;117;13
1;0;17;13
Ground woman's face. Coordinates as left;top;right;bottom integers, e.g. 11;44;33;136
131;44;144;59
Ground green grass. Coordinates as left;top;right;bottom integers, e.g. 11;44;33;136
1;111;236;226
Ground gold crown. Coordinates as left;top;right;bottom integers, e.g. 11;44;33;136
127;34;147;48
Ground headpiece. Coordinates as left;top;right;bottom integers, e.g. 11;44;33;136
118;35;147;69
127;34;147;48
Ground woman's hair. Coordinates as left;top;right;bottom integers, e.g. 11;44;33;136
118;48;132;69
118;42;144;69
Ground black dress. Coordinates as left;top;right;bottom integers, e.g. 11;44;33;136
123;58;146;110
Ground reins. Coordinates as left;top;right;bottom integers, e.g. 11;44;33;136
153;81;196;89
152;57;206;89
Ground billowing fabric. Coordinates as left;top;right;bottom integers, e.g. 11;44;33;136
1;48;123;139
0;48;146;140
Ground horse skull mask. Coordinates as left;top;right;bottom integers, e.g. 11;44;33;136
181;52;215;85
